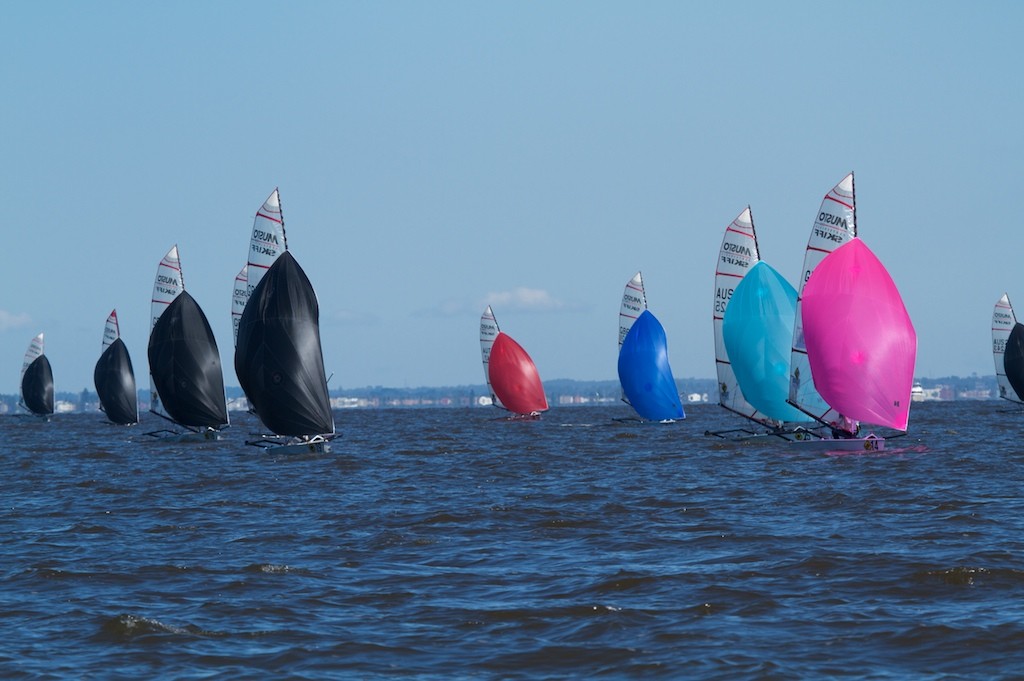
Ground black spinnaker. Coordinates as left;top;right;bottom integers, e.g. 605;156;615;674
235;250;334;438
147;291;229;429
95;338;139;425
1004;322;1024;402
22;355;54;416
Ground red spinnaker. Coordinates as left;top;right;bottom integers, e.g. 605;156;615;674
487;332;548;415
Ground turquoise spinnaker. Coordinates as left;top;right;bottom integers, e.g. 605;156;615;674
617;310;684;421
722;261;812;423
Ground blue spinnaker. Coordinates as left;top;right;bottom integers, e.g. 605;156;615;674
617;310;685;421
723;261;813;423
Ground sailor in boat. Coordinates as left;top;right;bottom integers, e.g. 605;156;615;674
830;415;859;439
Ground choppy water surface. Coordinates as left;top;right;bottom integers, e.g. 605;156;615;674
2;401;1023;678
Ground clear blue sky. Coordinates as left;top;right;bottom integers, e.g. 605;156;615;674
3;1;1021;392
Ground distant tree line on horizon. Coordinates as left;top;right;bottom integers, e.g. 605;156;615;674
0;374;1002;412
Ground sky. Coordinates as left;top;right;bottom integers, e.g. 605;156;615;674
3;1;1022;392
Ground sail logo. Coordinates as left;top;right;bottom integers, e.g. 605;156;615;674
157;274;180;286
713;286;733;314
995;311;1012;321
813;227;846;243
251;243;279;257
722;242;752;256
995;339;1007;352
817;212;850;231
253;229;280;244
721;254;751;268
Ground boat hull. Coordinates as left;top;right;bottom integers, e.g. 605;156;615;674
148;429;222;443
247;436;333;455
793;435;885;452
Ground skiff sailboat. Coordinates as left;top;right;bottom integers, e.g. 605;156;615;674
708;207;816;439
616;272;684;422
479;306;548;419
789;173;917;451
147;245;230;441
94;309;139;425
20;332;53;418
234;188;335;454
992;293;1024;403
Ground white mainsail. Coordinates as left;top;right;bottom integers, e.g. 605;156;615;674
246;188;287;298
21;332;44;381
618;272;647;403
232;265;248;346
619;272;647;349
479;305;503;408
150;245;185;419
993;293;1021;403
713;207;777;427
101;309;120;353
789;172;857;425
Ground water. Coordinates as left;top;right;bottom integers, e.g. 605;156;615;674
2;401;1023;679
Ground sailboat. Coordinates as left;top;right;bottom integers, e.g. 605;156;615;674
993;293;1024;403
479;306;548;418
20;333;53;418
709;207;814;439
147;245;229;440
616;272;684;422
93;310;139;425
234;189;335;454
791;174;917;451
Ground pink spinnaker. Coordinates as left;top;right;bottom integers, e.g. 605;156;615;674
801;238;917;431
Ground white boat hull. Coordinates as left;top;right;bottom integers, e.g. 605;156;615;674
793;435;885;452
268;440;332;455
247;435;333;455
